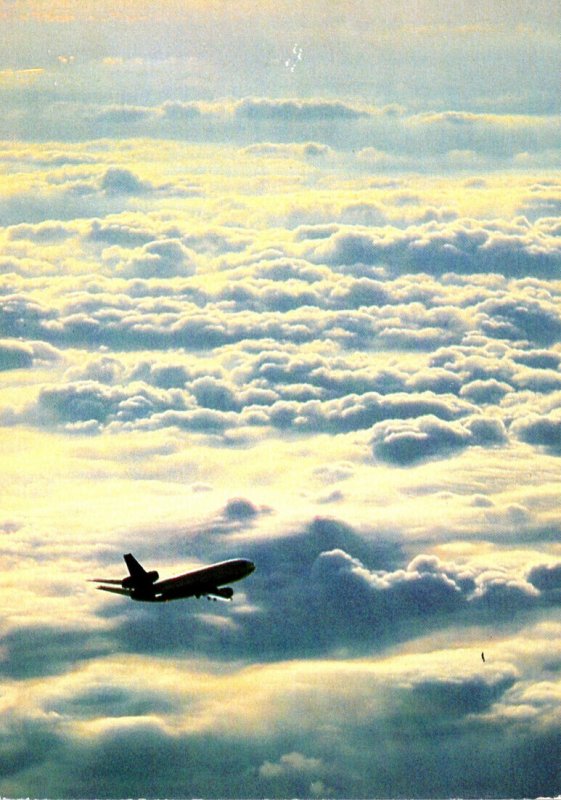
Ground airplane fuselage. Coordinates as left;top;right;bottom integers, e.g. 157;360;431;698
148;558;255;602
93;555;255;603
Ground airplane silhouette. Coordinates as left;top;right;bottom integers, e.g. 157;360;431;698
91;553;255;602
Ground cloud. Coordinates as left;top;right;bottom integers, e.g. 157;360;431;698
7;283;559;456
100;167;151;195
91;516;550;667
121;239;198;278
0;339;33;370
0;718;262;799
88;219;155;247
242;141;334;159
528;562;561;594
0;514;559;799
370;414;507;466
222;497;261;521
190;375;239;412
409;673;516;718
37;380;188;429
261;391;474;435
259;751;323;779
0;653;554;800
0;625;110;679
99;518;403;660
8;221;74;242
64;355;127;384
305;218;561;278
371;416;470;465
459;378;513;403
512;412;561;453
140;407;237;434
160;100;204;123
259;752;326;796
234;97;370;122
0;643;536;799
140;362;192;389
4;130;561;800
478;296;561;345
92;104;155;128
3;85;560;164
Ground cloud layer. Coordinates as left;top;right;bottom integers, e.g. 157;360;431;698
2;6;561;792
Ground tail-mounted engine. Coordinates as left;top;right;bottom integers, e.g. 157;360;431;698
122;570;159;590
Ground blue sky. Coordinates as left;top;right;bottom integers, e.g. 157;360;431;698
2;1;561;797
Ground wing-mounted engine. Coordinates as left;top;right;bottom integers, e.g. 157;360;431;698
207;586;234;601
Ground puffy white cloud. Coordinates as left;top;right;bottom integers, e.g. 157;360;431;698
305;217;561;279
37;379;189;429
120;239;198;278
370;414;508;466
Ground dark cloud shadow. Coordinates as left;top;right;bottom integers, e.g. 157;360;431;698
0;626;111;679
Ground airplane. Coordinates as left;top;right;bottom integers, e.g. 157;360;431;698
91;553;255;602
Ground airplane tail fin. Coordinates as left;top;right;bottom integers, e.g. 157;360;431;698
90;553;158;596
124;553;148;578
123;553;159;588
123;553;146;578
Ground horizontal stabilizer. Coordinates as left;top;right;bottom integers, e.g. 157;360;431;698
89;579;123;584
97;585;133;596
